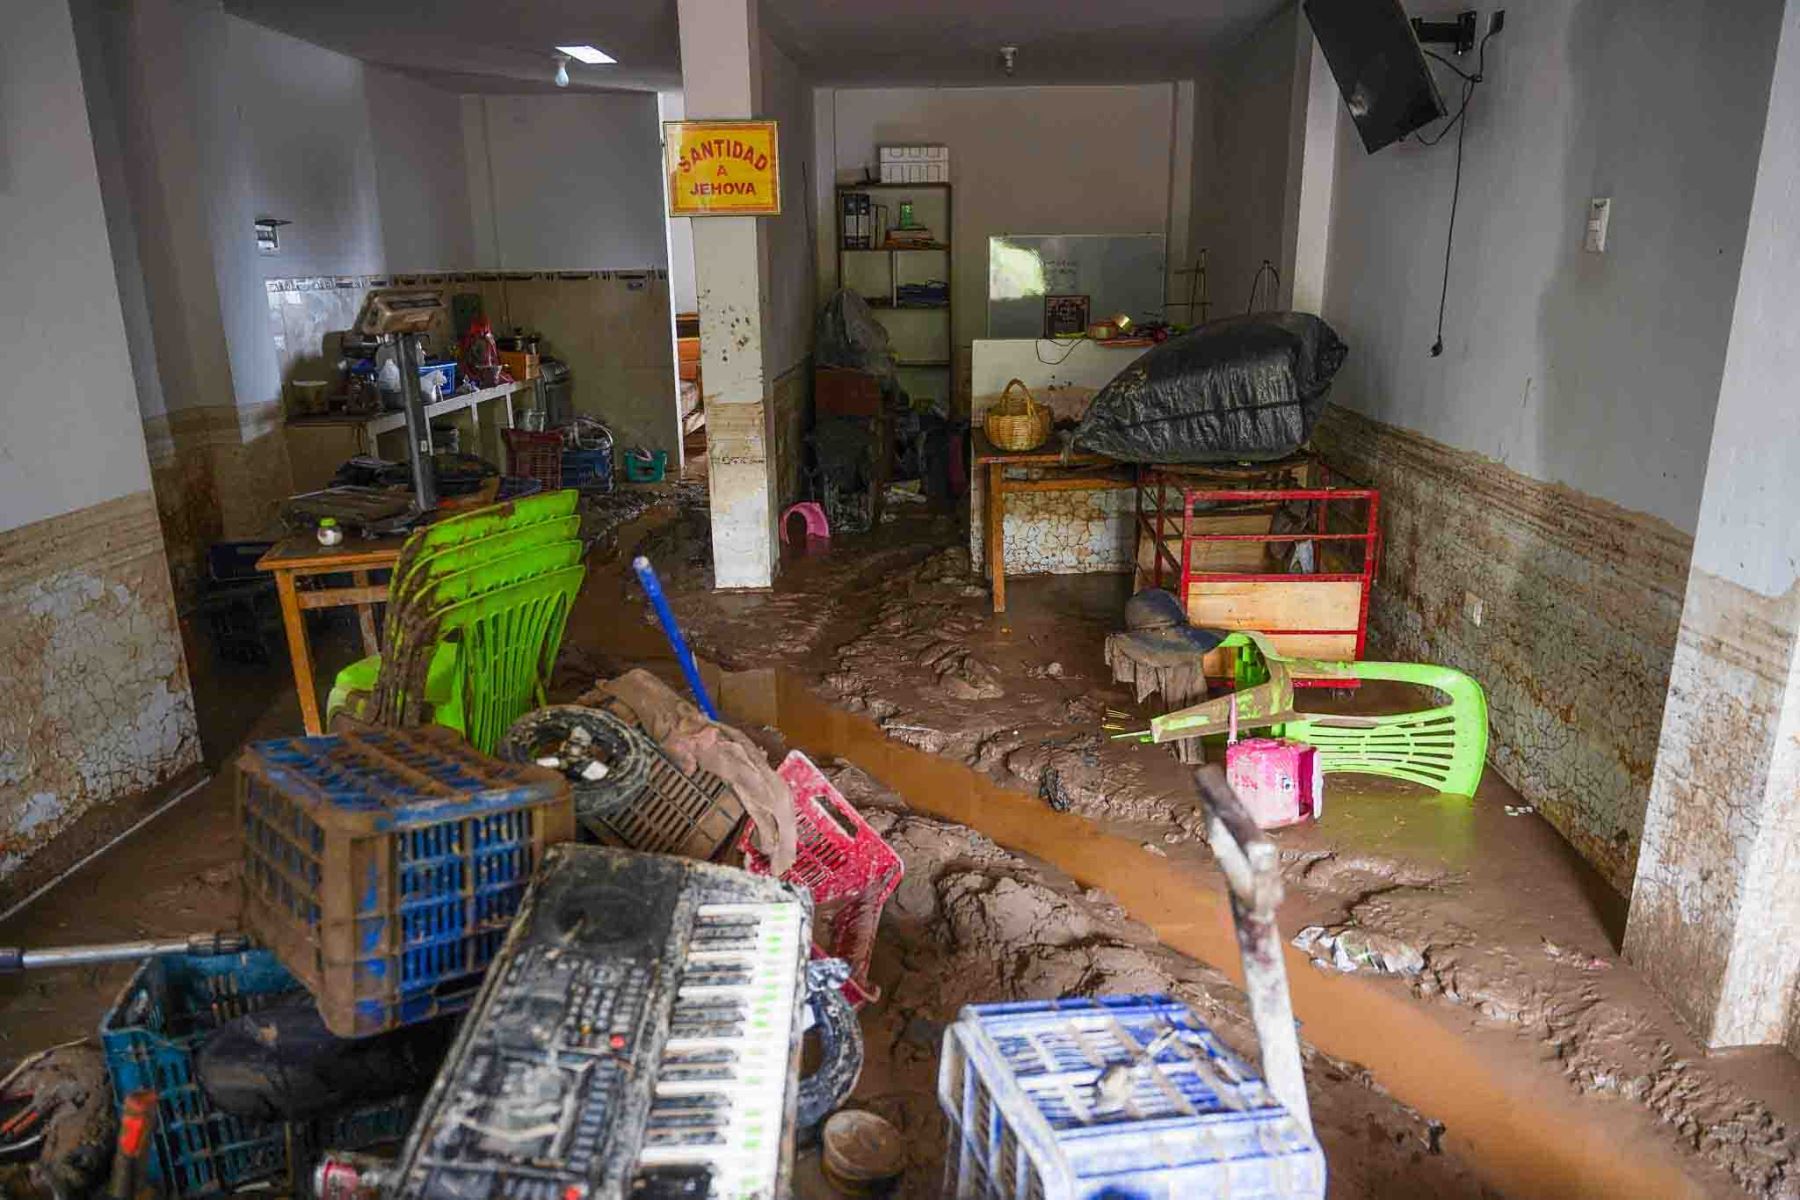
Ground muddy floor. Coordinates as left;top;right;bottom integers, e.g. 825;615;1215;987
2;484;1796;1199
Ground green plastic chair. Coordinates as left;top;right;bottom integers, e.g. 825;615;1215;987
410;565;587;752
390;489;579;584
370;525;581;717
1148;632;1490;798
378;494;580;650
329;543;584;737
372;542;584;725
1280;661;1490;797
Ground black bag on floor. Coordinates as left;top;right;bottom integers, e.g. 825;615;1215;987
1072;313;1347;463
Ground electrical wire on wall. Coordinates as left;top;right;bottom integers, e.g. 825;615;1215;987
1417;20;1501;357
1246;259;1280;314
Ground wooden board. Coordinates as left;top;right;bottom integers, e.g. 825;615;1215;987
1186;579;1363;641
1137;511;1275;577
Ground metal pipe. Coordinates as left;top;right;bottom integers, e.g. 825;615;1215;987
631;555;719;719
393;333;437;513
0;932;250;973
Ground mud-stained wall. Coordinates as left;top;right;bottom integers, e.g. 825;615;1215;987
144;401;292;597
0;490;201;886
1624;572;1800;1048
1315;407;1692;893
771;362;812;510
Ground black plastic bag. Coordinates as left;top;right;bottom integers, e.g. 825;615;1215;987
814;288;897;377
1073;313;1347;463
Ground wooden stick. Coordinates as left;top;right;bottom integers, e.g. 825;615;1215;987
1193;764;1312;1135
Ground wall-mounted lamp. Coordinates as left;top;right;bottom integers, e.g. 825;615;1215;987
254;217;289;255
553;53;571;87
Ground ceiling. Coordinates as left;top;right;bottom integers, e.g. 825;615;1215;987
223;0;1288;93
763;0;1288;86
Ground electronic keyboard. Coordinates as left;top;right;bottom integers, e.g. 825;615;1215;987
391;845;859;1200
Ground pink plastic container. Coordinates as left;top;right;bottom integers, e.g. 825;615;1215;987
1225;738;1322;829
739;750;904;1006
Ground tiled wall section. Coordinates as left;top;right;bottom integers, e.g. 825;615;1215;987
970;482;1138;577
1314;405;1693;893
0;490;201;893
263;270;679;457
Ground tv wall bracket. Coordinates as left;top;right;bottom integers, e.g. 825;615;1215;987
1411;11;1476;55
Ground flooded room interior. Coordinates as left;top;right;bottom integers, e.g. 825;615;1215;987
4;0;1800;1196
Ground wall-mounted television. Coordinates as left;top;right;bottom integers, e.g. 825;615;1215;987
1303;0;1447;153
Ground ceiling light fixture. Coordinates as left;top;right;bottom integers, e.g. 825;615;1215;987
553;53;570;87
556;44;616;65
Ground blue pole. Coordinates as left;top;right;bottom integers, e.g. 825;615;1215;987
631;555;720;719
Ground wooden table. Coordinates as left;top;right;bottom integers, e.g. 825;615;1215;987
257;536;405;735
972;431;1131;613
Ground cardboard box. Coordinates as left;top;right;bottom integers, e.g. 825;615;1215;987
501;350;540;381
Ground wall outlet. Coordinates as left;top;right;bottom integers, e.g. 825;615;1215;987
1463;590;1485;626
1585;198;1612;253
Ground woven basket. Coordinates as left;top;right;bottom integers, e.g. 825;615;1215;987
984;379;1052;452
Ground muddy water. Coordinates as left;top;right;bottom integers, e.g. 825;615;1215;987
708;666;1711;1200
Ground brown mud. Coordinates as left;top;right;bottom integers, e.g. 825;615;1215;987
0;488;1794;1199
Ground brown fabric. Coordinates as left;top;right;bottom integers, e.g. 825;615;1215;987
596;669;798;875
1104;631;1210;707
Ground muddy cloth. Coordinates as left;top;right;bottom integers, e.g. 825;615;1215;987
597;670;798;875
1073;312;1347;463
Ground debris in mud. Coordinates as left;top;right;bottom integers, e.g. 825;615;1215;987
0;1042;114;1199
1294;925;1426;976
850;803;1487;1197
1504;804;1535;817
1541;938;1611;971
1142;842;1168;857
1038;766;1072;812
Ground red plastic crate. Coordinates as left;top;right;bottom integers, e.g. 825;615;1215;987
739;751;902;1006
503;427;564;489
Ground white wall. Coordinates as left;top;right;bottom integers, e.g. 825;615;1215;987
1193;7;1299;318
368;70;476;273
658;92;699;314
761;35;816;377
0;0;155;531
464;93;670;271
815;85;1182;349
1322;0;1783;533
232;19;383;279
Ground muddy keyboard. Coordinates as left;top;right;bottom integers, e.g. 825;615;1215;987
634;902;805;1197
393;846;811;1200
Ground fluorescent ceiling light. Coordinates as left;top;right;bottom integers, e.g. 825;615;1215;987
556;44;615;64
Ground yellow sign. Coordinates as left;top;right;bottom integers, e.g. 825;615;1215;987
665;120;781;217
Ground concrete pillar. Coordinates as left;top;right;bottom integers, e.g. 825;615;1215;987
677;0;780;590
1284;31;1339;316
1624;0;1800;1051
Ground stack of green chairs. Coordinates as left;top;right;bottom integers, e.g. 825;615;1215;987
326;490;587;753
1148;631;1490;798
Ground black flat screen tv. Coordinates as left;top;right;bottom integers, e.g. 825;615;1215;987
1303;0;1447;152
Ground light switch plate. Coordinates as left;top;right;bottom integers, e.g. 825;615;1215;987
1585;198;1611;253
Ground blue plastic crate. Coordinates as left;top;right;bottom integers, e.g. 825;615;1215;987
938;995;1325;1200
561;447;614;493
99;950;416;1199
237;729;572;1037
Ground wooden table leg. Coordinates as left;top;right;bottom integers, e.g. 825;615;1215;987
351;570;380;656
987;463;1007;613
274;570;324;735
